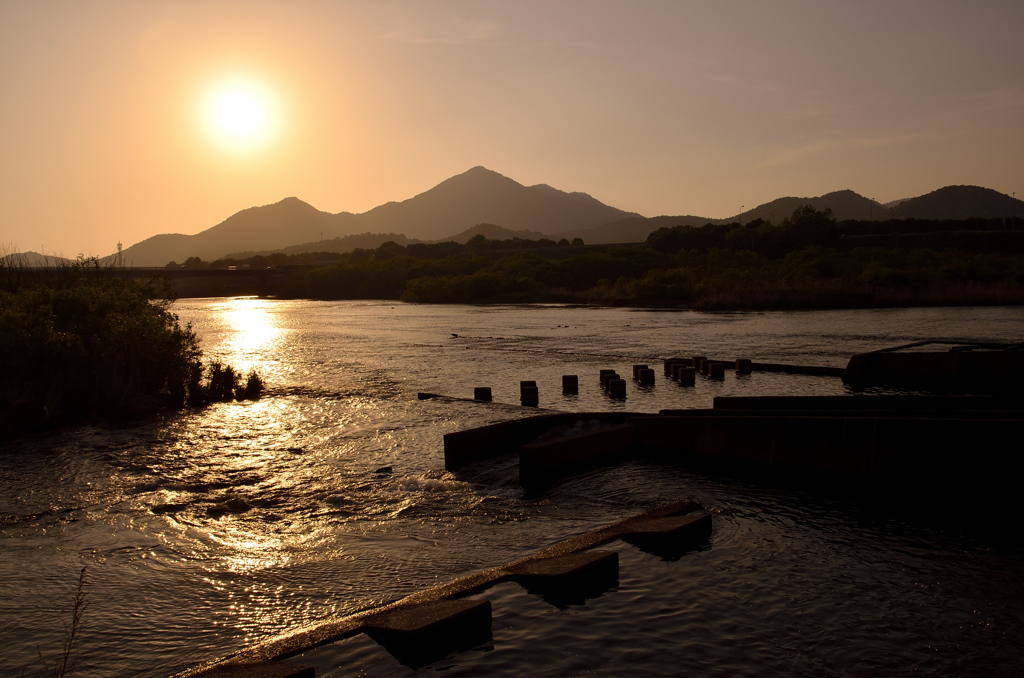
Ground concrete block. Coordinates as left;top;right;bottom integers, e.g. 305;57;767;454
599;369;617;384
675;366;696;385
520;422;635;489
363;599;492;668
632;364;648;380
638;368;655;386
511;551;619;605
520;385;539;406
608;378;627;398
621;511;712;559
664;358;686;376
709;362;725;380
735;358;752;374
473;387;492;402
562;374;579;394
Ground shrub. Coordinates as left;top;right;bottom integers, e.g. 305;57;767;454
0;259;261;437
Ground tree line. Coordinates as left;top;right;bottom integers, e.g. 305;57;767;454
164;207;1024;308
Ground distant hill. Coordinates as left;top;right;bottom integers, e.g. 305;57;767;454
556;215;711;244
434;223;550;244
556;190;889;245
350;166;638;240
119;197;345;266
102;175;1024;266
731;189;887;225
227;224;558;259
224;232;419;259
1;251;74;267
890;185;1024;220
115;167;638;266
883;197;911;209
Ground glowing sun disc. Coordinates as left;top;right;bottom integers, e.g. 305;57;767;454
216;91;265;137
202;79;278;149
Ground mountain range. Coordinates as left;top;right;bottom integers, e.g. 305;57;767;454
18;167;1024;267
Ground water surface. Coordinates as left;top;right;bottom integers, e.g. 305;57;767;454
2;301;1021;676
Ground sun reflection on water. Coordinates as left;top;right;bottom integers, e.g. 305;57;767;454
209;297;284;371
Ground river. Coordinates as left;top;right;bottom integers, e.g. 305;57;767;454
2;301;1022;676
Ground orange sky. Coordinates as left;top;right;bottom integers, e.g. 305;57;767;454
2;1;1022;257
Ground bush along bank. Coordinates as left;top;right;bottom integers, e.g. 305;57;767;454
0;258;263;440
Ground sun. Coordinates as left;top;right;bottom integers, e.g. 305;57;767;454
202;79;278;151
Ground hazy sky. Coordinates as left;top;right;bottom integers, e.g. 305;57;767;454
2;1;1022;256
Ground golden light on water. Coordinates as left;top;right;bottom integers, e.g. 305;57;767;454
214;297;284;367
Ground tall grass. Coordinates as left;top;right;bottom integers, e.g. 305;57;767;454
33;567;88;678
0;255;262;438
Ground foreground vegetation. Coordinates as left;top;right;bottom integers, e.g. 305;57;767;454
0;258;262;439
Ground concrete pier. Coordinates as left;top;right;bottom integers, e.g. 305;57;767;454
447;395;1024;490
444;412;639;469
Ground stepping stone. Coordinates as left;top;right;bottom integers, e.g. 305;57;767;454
363;599;492;667
510;550;618;588
510;550;619;607
195;662;314;678
621;512;712;560
622;512;712;539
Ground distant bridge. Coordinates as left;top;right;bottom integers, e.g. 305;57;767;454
14;266;303;280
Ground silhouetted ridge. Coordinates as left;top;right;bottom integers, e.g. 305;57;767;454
108;171;1023;267
891;186;1024;220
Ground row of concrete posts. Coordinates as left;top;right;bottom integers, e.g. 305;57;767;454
471;356;754;405
665;356;752;383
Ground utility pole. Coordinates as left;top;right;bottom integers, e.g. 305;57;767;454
117;241;122;267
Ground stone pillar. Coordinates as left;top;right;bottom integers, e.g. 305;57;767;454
664;358;686;376
608;378;627;398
